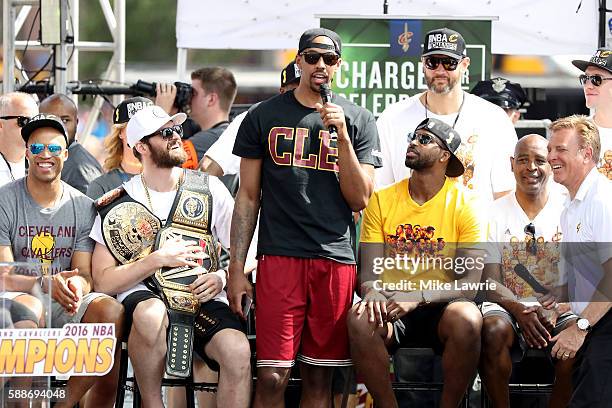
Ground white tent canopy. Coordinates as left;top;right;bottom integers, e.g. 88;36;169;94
176;0;598;55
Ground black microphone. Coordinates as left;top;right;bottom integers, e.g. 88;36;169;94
513;263;549;294
319;83;337;139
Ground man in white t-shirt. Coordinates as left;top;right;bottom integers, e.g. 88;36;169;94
546;115;612;407
90;106;251;408
0;92;38;186
572;49;612;181
480;134;575;407
375;28;517;200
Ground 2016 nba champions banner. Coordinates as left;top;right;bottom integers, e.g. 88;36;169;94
320;16;492;116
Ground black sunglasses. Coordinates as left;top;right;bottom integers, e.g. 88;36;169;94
424;56;461;71
301;51;339;66
408;132;442;147
150;124;183;139
524;223;537;255
579;74;612;87
0;115;30;127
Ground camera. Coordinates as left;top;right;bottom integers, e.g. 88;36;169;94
132;80;193;112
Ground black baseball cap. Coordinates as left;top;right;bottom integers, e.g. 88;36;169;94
414;118;464;177
21;113;69;145
298;28;342;56
113;96;154;124
422;28;466;60
281;61;301;88
572;48;612;74
471;77;527;110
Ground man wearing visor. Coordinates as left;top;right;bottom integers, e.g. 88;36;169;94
376;28;517;201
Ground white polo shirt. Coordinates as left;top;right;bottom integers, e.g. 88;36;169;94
560;167;612;314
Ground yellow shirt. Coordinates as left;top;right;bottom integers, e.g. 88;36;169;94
360;177;485;287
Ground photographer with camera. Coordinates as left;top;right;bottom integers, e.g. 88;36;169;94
134;80;201;141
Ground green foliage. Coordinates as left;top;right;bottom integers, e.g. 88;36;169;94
79;0;177;80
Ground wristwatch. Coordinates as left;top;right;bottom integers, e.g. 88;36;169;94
576;318;591;332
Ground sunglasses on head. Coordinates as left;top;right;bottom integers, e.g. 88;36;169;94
408;132;442;147
28;143;64;156
301;51;339;66
524;223;537;255
0;115;30;128
424;56;461;71
151;124;183;139
579;74;612;87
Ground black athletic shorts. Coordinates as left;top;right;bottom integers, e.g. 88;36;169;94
122;290;245;372
390;300;476;355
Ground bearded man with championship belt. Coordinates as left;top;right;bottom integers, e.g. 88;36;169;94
90;105;251;408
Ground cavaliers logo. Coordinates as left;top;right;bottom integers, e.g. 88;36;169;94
448;34;458;43
397;22;414;52
600;50;611;58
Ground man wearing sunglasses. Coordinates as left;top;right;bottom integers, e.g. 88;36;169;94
229;27;381;407
376;28;517;201
39;94;103;195
90;105;251;408
0;92;38;187
349;117;485;408
480;134;575;408
0;113;124;407
572;49;612;181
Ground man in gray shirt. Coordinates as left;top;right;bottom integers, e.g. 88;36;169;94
0;113;123;408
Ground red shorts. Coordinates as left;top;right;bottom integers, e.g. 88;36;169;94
255;255;356;368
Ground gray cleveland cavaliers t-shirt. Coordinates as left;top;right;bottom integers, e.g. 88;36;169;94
0;178;96;274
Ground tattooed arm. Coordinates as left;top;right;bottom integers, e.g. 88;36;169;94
227;157;262;318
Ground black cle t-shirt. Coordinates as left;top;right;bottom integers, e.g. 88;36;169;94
233;90;382;264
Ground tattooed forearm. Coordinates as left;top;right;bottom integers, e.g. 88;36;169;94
229;193;260;269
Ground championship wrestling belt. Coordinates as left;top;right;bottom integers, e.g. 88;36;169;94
146;170;219;378
98;187;161;265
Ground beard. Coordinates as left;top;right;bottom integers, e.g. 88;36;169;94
148;140;187;168
405;149;438;171
426;74;459;95
405;155;433;171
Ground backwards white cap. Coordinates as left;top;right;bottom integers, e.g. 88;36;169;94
126;105;186;148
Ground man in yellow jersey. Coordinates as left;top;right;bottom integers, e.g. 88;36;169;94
347;117;486;408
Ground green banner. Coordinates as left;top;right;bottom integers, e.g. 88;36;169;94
320;16;492;116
